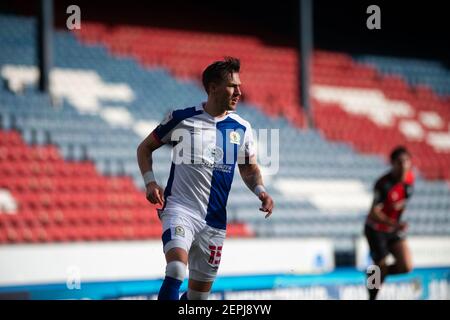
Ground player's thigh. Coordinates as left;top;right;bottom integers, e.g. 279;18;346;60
188;226;226;287
389;238;413;272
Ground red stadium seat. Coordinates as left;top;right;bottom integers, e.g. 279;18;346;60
0;130;178;243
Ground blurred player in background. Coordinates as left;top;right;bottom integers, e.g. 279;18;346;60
364;146;415;300
137;57;274;300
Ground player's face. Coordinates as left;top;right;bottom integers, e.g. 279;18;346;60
213;72;242;111
392;152;412;177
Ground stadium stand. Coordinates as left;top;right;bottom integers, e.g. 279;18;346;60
0;129;252;243
0;14;449;254
72;22;450;181
354;55;450;97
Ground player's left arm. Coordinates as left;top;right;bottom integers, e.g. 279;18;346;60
238;156;274;218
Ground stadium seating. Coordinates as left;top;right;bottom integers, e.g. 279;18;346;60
72;22;450;181
0;130;254;243
312;52;450;181
0;14;449;252
354;55;450;97
0;130;157;243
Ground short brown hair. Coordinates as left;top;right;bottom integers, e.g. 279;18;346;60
390;146;411;162
202;56;240;94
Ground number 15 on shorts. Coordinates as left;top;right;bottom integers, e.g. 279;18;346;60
208;245;222;265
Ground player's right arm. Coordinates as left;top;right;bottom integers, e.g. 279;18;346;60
137;131;165;205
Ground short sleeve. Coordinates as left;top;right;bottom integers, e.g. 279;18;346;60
238;123;256;163
152;110;176;145
152;106;201;145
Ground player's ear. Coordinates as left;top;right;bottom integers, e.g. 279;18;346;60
210;80;223;95
209;82;217;94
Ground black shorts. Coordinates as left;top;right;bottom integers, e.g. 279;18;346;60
364;224;405;263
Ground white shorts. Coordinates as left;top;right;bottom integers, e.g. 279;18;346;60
159;209;226;282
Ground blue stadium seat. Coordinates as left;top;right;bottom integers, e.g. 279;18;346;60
1;13;449;247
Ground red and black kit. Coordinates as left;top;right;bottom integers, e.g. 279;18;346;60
365;171;414;262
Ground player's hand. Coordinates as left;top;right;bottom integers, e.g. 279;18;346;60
258;192;274;219
146;182;165;206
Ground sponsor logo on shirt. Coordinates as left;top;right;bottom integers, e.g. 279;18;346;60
203;144;224;163
201;144;233;173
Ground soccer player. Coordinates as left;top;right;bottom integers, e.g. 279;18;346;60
364;146;414;300
137;57;274;300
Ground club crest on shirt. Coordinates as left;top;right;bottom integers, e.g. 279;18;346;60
229;131;241;145
391;191;399;201
175;226;185;237
203;144;224;163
